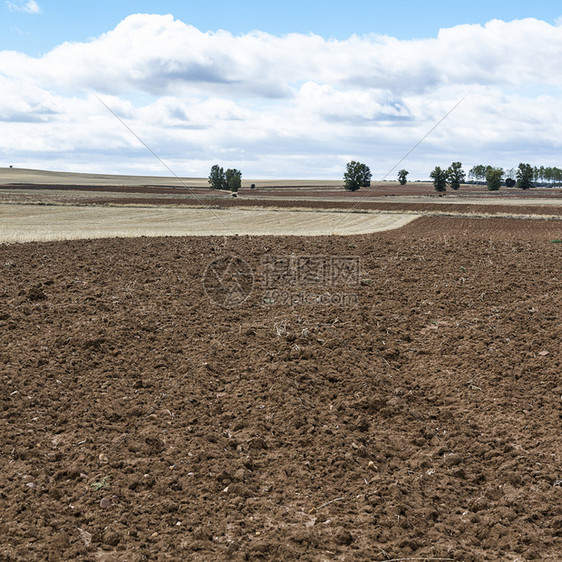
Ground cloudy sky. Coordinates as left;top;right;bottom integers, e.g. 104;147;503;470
2;1;562;179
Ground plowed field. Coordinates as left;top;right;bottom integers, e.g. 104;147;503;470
1;216;561;561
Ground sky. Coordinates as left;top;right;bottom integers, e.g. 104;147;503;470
1;1;562;179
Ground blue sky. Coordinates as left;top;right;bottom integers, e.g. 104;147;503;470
2;1;562;179
3;0;561;54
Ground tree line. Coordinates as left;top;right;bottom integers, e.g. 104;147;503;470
427;162;562;191
208;160;562;194
468;164;562;188
343;161;561;193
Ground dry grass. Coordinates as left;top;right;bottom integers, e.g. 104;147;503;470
0;167;346;189
0;204;420;243
0;168;206;188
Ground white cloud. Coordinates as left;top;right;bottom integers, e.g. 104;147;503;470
1;14;562;178
6;0;41;14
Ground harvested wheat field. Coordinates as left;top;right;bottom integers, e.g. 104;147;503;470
0;215;561;561
0;205;419;242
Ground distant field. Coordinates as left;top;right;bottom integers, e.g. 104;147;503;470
0;167;345;189
3;188;561;206
1;167;561;242
2;167;561;197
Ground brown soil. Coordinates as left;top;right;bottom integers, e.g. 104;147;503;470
93;198;562;217
2;186;561;218
1;216;561;561
3;182;562;198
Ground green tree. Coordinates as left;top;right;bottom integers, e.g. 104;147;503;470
553;168;562;185
344;161;372;191
537;166;545;183
430;166;448;192
225;168;242;193
208;165;226;190
397;169;409;186
544;166;553;186
533;166;540;184
468;164;486;183
516;163;534;190
486;167;503;191
447;162;465;190
505;178;516;188
505;167;516;188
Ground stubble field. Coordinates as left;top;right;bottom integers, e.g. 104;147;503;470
0;171;561;560
0;205;420;242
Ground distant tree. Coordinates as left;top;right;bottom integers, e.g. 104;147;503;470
430;166;448;192
548;166;561;187
478;165;489;182
225;168;242;193
208;165;226;190
504;167;516;187
544;166;553;186
533;166;541;184
397;169;409;185
468;164;487;183
344;161;372;191
516;163;534;190
486;167;503;191
447;162;466;190
543;166;562;187
539;166;546;182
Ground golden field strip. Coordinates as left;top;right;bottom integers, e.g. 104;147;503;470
0;205;420;242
